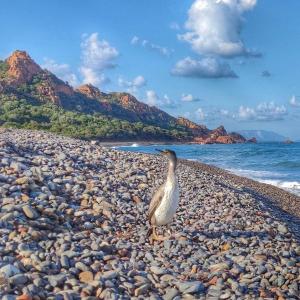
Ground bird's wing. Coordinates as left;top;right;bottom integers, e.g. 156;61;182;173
148;184;165;223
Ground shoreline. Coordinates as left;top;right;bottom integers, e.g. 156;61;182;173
98;140;191;147
115;145;300;199
98;140;300;147
180;159;300;219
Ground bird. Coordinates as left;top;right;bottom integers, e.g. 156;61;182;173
148;149;179;242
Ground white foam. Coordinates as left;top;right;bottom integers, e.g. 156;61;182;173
131;143;139;147
226;168;283;179
260;179;300;195
187;158;198;162
226;168;300;196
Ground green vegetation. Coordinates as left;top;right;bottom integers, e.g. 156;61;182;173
0;60;8;79
0;96;189;141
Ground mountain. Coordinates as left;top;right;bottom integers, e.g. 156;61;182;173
237;130;287;142
0;50;246;143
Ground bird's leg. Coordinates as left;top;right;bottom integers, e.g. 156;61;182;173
165;224;172;239
150;226;167;243
151;226;168;242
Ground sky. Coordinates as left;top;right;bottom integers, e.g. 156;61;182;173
1;0;300;139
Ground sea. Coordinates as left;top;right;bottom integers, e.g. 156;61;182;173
116;142;300;197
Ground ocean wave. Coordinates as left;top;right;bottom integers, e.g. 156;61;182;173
226;168;283;179
226;168;300;195
260;179;300;196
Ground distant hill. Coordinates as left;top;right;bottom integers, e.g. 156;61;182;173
237;130;287;142
0;50;246;144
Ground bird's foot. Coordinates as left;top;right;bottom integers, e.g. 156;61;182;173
150;232;171;244
149;227;171;244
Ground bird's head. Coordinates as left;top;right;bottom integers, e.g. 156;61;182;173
155;149;177;163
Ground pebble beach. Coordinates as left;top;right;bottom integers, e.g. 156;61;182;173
0;129;299;300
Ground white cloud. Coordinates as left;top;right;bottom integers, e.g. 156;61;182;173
196;107;206;120
130;35;173;57
235;102;287;121
144;90;176;108
131;36;139;45
178;0;260;58
162;94;177;108
181;93;201;102
171;56;238;78
145;90;158;106
80;67;110;86
118;75;146;88
220;109;230;116
289;95;300;107
80;33;119;86
118;75;147;94
237;106;256;120
170;22;181;30
132;75;147;87
42;58;79;86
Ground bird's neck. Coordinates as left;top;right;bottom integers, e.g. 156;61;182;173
167;160;176;181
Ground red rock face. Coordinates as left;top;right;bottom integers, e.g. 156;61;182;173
119;94;135;107
34;73;74;105
176;117;209;136
76;84;104;99
216;135;236;144
5;50;74;105
6;50;41;85
229;132;247;143
210;126;227;138
192;128;245;144
112;92;177;124
247;137;257;143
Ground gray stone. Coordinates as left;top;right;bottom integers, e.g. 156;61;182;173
0;264;21;278
176;281;205;294
220;291;231;299
57;152;67;160
163;288;179;300
22;205;39;219
9;274;28;285
75;261;89;271
60;255;70;268
277;224;288;234
150;266;167;275
134;283;151;296
47;274;67;287
1;296;17;300
101;270;119;280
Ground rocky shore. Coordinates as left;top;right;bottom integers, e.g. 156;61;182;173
0;129;299;300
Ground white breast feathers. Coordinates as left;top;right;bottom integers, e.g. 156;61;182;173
154;178;179;226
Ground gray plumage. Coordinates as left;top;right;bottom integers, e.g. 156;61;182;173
148;184;165;225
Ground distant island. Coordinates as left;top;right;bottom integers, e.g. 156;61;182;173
237;130;288;142
284;139;294;144
0;50;250;144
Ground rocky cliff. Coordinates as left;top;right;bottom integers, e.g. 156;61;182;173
0;50;246;144
6;50;41;85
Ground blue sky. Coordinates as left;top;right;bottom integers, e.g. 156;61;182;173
1;0;300;139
